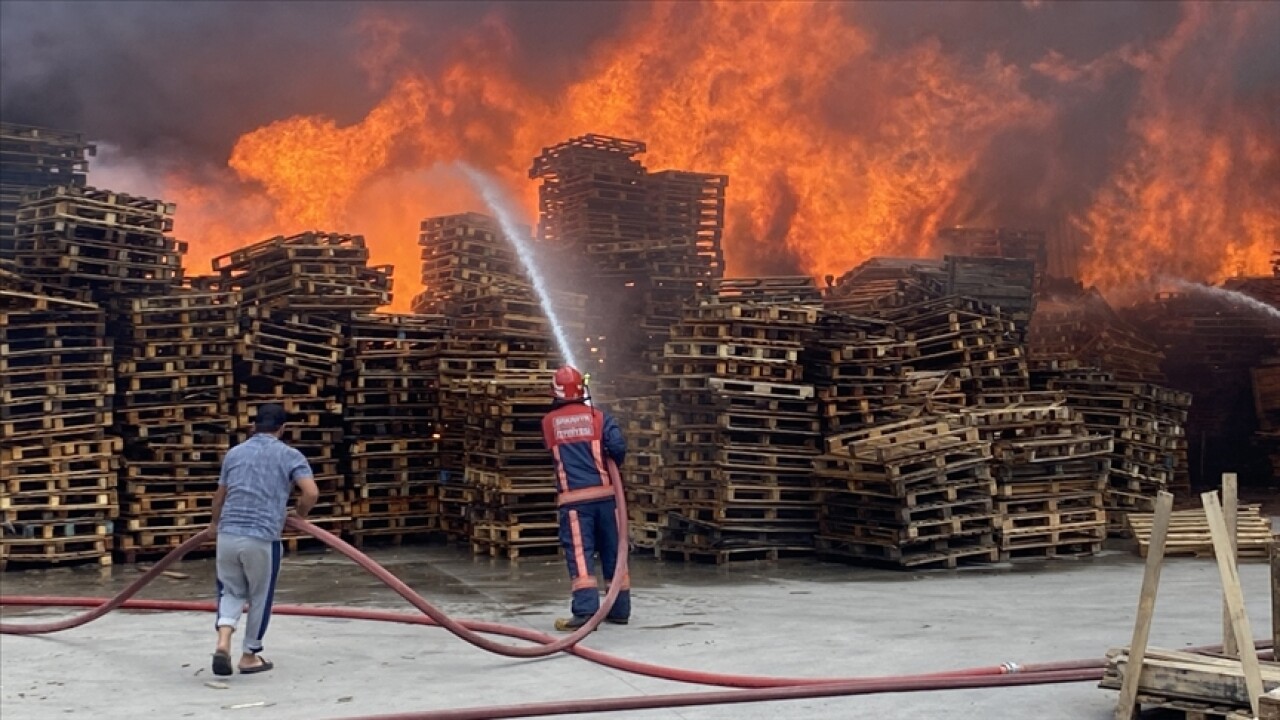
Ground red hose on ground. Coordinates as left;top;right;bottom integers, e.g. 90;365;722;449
2;477;1273;717
1;594;1116;686
326;668;1105;720
0;463;631;659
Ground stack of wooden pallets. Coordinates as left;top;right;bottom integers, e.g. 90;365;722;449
875;295;1030;394
1;290;118;569
1;122;95;259
816;417;999;569
936;227;1047;287
1127;291;1278;483
1253;360;1280;478
823;258;944;315
343;313;449;547
1125;504;1274;559
943;256;1036;329
1045;372;1191;531
530;135;651;379
657;300;822;563
610;394;667;551
804;311;916;433
642;170;727;348
462;378;561;560
213;232;391;311
412;213;526;315
436;280;566;554
113;287;238;560
436;335;560;539
1028;286;1165;383
236;306;348;548
12;185;183;299
960;400;1111;559
529;135;728;386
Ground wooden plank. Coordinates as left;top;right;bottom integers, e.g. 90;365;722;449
1202;490;1266;717
1116;490;1174;720
1102;648;1280;705
1223;473;1239;657
1273;541;1279;659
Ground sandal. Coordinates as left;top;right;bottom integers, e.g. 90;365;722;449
211;650;233;677
239;657;274;675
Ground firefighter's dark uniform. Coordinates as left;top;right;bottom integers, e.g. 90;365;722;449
542;399;631;622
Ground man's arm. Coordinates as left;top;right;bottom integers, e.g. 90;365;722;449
210;485;228;528
602;413;626;465
293;476;319;518
287;448;319;518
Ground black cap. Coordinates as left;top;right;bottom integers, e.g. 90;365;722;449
254;403;288;432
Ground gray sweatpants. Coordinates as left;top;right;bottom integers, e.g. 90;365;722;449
215;533;282;656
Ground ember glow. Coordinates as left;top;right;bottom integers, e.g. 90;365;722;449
10;1;1273;306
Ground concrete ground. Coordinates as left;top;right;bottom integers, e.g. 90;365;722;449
0;544;1274;720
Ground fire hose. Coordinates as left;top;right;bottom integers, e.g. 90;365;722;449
1;465;1272;719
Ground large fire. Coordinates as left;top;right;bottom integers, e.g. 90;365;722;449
1075;2;1279;291
166;1;1278;309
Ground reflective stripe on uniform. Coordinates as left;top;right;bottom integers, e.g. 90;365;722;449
568;509;594;590
557;485;615;506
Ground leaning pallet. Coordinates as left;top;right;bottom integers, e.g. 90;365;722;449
959;401;1110;560
343;313;449;547
816;417;999;569
657;299;822;563
113;287;238;561
1;290;118;570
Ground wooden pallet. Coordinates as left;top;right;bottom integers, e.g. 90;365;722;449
1127;505;1275;558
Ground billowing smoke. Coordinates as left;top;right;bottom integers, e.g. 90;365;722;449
2;0;1277;302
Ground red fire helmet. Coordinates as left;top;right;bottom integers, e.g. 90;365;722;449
552;365;585;401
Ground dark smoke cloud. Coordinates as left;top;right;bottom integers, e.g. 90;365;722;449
0;0;626;169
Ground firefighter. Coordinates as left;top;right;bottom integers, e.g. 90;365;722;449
542;365;631;631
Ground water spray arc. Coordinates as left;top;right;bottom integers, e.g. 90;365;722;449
457;164;580;369
1163;277;1280;322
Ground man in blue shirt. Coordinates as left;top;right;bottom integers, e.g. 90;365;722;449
209;403;319;676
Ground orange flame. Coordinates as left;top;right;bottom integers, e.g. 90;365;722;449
159;0;1277;307
1076;2;1278;290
